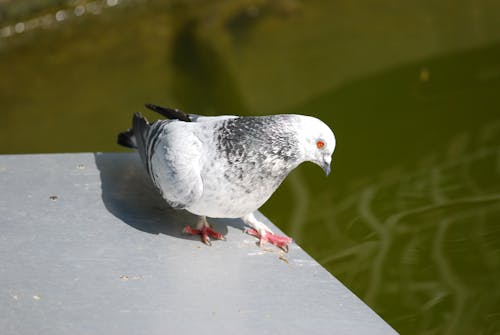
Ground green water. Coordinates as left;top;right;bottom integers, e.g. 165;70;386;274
1;1;500;333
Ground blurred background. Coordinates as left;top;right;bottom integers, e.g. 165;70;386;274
1;0;500;333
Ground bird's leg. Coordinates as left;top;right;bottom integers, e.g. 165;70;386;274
242;213;293;252
182;216;225;246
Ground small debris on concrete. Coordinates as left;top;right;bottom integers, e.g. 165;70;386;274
278;254;289;264
49;195;58;201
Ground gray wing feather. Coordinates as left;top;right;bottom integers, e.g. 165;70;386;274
148;122;204;209
131;109;236;210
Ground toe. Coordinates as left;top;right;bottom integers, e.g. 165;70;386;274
183;224;225;245
263;233;293;252
244;228;292;251
183;225;200;235
207;227;225;240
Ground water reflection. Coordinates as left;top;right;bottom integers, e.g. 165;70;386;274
298;121;500;333
169;17;249;116
0;0;125;39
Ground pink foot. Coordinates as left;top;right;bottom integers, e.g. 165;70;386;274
245;228;293;252
183;225;225;246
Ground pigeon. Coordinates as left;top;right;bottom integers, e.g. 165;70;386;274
118;104;336;252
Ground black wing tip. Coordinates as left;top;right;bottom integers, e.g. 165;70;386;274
144;103;191;122
144;103;159;112
144;103;160;110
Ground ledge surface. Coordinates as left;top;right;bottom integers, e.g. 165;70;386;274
0;153;397;335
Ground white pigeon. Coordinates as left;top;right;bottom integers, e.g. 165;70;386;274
118;104;336;251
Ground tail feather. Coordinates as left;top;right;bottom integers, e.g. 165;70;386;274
132;112;151;167
117;112;150;153
117;128;137;149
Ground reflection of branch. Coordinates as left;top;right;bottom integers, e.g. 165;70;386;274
288;171;309;240
359;187;391;304
333;146;500;218
420;291;448;311
385;194;500;229
320;240;378;264
433;217;468;335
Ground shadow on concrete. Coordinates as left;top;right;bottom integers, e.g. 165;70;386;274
94;152;241;241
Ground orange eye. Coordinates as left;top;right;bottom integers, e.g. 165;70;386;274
316;140;325;149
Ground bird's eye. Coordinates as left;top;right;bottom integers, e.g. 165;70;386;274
316;140;325;149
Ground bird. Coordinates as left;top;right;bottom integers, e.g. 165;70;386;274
118;104;336;252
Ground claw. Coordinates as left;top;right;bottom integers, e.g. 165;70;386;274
244;228;261;239
202;234;212;246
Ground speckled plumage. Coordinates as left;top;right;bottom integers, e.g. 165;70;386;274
118;104;336;250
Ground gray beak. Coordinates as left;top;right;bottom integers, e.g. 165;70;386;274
322;161;331;176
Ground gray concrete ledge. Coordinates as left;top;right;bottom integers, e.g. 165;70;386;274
0;153;397;335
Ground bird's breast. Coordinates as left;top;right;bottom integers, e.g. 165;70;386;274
185;159;288;218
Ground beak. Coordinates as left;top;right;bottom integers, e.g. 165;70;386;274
322;160;331;176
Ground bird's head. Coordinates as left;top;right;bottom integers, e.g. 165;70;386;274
296;115;336;176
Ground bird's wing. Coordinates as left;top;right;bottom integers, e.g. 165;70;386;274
145;104;192;122
147;121;204;209
145;103;237;123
